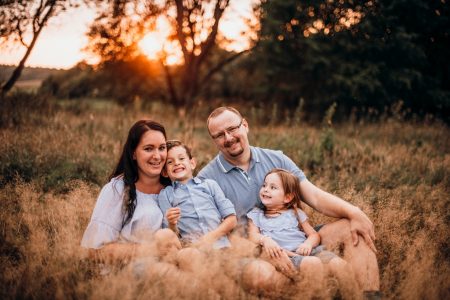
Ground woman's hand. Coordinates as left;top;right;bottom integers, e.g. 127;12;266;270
166;207;181;226
261;236;284;259
295;242;313;256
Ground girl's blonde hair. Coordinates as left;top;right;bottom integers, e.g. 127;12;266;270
264;168;304;214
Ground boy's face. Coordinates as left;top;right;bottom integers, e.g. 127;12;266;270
165;146;196;184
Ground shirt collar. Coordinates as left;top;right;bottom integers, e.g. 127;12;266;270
172;177;202;187
217;146;260;173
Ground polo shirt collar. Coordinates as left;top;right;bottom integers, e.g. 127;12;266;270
217;146;260;173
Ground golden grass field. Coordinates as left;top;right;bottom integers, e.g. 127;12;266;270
0;97;449;299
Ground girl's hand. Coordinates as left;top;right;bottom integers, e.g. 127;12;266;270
265;251;297;278
296;243;313;256
261;236;283;259
166;207;181;226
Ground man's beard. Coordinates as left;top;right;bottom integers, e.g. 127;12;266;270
225;138;244;157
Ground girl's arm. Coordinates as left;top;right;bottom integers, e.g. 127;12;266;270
201;214;237;244
248;219;284;259
296;220;321;256
248;219;297;275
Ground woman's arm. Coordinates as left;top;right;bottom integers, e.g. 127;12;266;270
300;179;376;251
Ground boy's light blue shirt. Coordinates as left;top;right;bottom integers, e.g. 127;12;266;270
197;146;306;223
157;177;236;249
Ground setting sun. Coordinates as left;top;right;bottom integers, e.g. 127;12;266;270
138;17;184;65
139;33;162;60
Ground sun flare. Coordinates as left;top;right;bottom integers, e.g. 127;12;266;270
138;17;183;65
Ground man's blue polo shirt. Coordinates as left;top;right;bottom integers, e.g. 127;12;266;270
197;146;306;223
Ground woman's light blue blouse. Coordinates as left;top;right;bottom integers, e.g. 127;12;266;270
247;207;308;252
81;177;163;249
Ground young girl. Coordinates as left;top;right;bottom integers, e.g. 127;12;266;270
247;168;358;298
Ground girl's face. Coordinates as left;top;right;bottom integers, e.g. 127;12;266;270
133;129;167;180
259;173;292;210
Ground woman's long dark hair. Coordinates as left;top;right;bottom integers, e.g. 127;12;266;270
109;120;170;227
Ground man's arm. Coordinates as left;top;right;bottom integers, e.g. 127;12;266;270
300;179;376;252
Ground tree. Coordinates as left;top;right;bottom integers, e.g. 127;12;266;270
0;0;76;95
87;0;253;111
250;0;450;121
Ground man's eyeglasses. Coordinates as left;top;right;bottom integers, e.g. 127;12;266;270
211;119;243;141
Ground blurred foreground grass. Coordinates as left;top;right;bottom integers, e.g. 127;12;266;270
0;95;449;299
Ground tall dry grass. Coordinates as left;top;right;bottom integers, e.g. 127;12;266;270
1;97;449;299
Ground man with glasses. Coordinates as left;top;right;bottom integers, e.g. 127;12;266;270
197;106;380;297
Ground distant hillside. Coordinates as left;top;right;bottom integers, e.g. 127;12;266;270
0;65;65;82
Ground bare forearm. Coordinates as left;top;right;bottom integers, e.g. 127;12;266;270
301;180;358;218
303;232;320;248
207;215;237;240
168;223;180;236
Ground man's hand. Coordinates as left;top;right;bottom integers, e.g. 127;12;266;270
349;206;377;253
166;207;181;227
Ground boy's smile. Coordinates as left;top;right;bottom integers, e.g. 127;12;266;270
165;145;196;184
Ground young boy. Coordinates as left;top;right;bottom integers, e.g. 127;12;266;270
157;140;237;249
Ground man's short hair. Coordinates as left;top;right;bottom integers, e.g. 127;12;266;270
206;107;243;130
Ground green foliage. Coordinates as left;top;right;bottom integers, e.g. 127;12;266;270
309;103;337;169
0;141;109;193
0;90;55;128
40;58;166;104
0;65;64;82
291;98;305;126
241;0;450;122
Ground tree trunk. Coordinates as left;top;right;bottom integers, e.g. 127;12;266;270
1;3;55;96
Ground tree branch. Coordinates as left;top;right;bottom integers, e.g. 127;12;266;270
160;58;179;105
201;49;249;89
197;0;229;67
174;0;189;61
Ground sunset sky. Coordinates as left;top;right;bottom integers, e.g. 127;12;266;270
0;1;257;70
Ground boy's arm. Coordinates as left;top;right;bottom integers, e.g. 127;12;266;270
247;218;262;243
166;208;181;236
157;188;180;235
199;179;237;244
201;214;237;244
207;179;236;218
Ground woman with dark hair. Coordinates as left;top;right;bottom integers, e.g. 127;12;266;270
81;120;180;261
